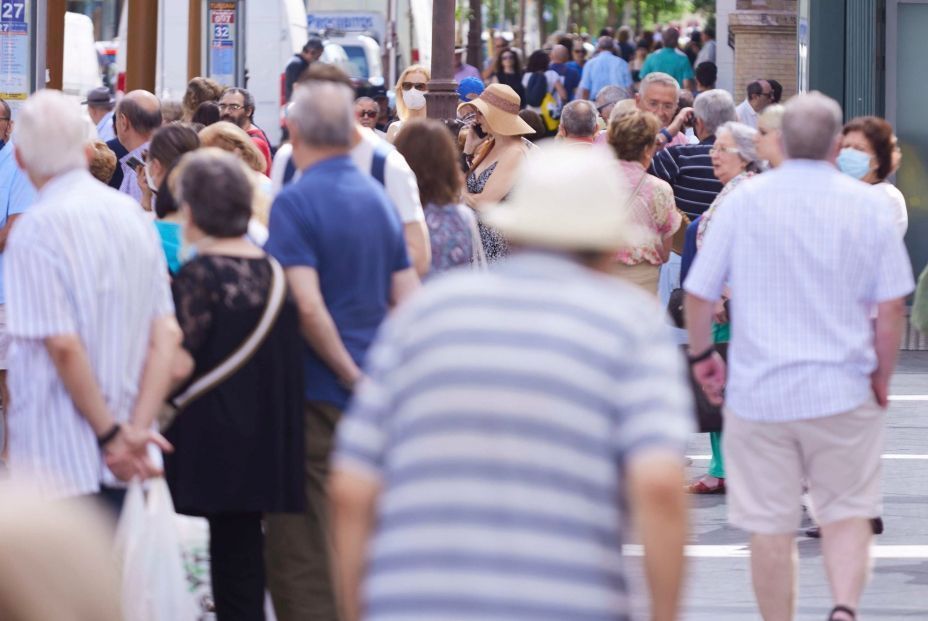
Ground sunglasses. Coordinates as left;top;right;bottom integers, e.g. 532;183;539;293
358;110;378;118
402;82;428;91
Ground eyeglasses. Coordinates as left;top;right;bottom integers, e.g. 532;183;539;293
401;82;428;91
0;117;9;122
358;110;378;118
709;145;741;155
217;103;244;111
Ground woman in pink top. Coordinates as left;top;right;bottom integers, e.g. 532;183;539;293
608;109;682;295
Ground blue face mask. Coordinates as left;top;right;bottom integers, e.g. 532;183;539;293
837;147;873;180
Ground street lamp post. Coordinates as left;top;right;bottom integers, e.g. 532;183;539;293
427;0;458;121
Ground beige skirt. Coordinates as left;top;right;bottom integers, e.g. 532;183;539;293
609;262;660;296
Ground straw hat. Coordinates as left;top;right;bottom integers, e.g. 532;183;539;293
482;143;646;251
457;84;535;136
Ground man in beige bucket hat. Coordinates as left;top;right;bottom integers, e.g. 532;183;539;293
330;143;692;621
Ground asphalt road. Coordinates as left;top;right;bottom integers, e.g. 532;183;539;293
627;351;928;620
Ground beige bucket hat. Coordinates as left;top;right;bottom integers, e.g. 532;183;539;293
457;83;535;136
482;142;646;251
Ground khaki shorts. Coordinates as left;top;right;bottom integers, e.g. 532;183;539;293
724;398;884;534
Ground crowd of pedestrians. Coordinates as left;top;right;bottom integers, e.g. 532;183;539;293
0;18;917;621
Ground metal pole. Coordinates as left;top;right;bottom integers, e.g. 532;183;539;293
126;0;158;92
33;0;48;92
187;0;202;82
427;0;458;121
45;0;65;90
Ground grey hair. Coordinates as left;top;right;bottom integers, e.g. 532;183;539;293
289;81;355;148
717;122;759;165
594;85;629;109
694;89;736;136
560;100;598;138
639;72;679;98
782;92;842;160
758;104;786;131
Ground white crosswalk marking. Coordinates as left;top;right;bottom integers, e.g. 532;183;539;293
623;545;928;559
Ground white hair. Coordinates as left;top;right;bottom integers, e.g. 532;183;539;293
289;81;355;149
782;92;843;160
14;90;88;178
717;121;759;165
560;100;598;138
639;72;679;98
693;89;737;136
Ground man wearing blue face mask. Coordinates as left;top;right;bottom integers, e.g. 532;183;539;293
838;115;908;237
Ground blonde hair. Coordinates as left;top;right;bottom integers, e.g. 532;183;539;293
88;140;117;184
608;109;661;162
198;121;266;174
758;104;786;132
394;65;431;121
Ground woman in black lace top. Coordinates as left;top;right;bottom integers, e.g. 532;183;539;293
166;149;304;620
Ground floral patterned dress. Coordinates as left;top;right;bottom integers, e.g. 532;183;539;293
424;202;487;278
614;159;683;266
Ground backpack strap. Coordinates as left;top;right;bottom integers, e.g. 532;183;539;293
371;140;391;186
159;257;287;430
283;156;297;185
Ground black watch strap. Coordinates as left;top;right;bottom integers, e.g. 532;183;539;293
687;346;715;365
97;423;121;448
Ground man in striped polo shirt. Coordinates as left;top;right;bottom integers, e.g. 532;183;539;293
331;144;691;621
650;88;737;218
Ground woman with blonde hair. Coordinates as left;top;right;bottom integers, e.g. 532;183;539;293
607;109;682;295
198;121;272;232
386;64;430;143
755;103;785;169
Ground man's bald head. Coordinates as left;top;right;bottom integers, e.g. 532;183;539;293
550;44;570;63
117;90;162;137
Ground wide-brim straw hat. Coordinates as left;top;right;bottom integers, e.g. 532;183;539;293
457;83;535;136
482;142;647;251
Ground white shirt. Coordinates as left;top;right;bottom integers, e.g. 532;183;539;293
877;181;908;237
270;131;425;224
735;99;758;129
4;169;174;497
685;160;914;422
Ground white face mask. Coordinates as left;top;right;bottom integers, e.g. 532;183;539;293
403;88;427;111
144;163;158;194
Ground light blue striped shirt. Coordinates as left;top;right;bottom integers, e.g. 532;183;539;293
685;160;915;422
4;169;173;497
335;252;692;621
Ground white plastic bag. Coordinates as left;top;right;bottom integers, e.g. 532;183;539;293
115;478;199;621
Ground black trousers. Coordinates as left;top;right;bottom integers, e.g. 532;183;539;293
208;512;266;621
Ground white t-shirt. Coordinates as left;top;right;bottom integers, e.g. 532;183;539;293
878;181;908;238
269;129;425;224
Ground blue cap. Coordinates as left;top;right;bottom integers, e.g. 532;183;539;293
457;77;485;103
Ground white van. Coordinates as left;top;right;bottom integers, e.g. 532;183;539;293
63;12;103;100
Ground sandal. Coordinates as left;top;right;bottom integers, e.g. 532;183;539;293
685;477;726;494
828;604;856;620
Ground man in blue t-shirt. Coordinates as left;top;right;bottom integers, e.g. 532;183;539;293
263;76;419;621
0;125;36;459
549;44;581;101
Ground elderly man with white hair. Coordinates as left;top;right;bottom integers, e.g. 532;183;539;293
650;88;737;218
263;76;419;621
685;92;914;621
635;72;691;149
3;90;180;505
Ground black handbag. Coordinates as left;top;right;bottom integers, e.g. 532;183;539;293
684;342;728;433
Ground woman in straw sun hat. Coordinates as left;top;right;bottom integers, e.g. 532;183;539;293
459;83;537;261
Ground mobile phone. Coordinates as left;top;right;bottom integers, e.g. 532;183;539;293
125;156;144;170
